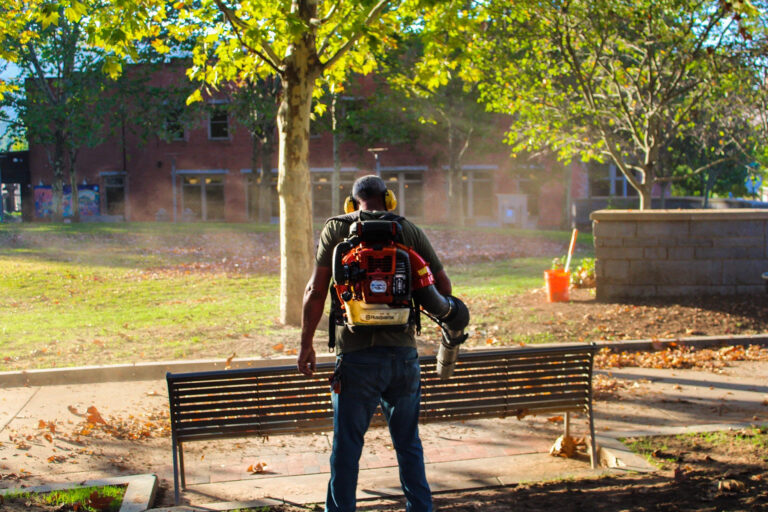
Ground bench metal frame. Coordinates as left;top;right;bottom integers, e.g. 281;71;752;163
167;343;597;504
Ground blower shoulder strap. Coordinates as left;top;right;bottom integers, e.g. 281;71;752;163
326;211;360;225
327;211;405;225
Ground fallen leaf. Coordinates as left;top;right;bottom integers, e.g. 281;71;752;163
225;352;236;369
43;433;53;443
549;435;576;458
85;406;107;425
146;391;160;397
272;343;285;352
68;406;83;417
547;415;564;423
247;462;268;474
86;491;115;510
717;479;745;492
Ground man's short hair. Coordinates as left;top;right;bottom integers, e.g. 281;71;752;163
352;175;387;201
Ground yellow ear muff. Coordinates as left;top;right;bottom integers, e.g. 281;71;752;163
343;195;357;214
384;189;397;211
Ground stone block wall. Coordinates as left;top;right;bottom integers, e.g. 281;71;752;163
591;209;768;299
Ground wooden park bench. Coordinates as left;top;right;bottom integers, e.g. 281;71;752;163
166;343;598;504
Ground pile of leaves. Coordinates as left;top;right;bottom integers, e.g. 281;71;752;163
65;405;171;441
1;405;170;481
596;344;768;372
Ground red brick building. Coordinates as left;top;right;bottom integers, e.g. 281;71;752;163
25;64;601;227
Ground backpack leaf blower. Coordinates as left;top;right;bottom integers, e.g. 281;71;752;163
332;219;470;379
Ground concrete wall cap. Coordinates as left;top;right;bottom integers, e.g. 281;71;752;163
590;209;768;222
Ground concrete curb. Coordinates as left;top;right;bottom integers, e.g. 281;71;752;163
2;334;767;387
0;473;157;512
146;498;285;512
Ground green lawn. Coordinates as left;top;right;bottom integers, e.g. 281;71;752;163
0;222;581;370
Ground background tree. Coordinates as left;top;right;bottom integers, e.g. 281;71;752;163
470;0;761;209
135;0;455;325
314;76;422;216
0;1;197;222
1;0;116;221
225;75;281;223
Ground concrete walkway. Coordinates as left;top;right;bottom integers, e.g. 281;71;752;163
1;356;767;509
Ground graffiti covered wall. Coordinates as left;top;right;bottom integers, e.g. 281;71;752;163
34;185;100;219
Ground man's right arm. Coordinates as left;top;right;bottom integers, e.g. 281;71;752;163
297;265;332;376
433;269;452;296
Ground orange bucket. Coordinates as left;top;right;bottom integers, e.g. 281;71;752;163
544;269;570;302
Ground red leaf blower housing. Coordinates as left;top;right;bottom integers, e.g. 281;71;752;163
332;219;469;378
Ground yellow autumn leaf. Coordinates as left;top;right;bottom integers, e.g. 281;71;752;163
186;89;203;105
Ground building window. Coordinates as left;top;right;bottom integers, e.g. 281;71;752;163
461;170;494;218
247;171;278;222
103;175;126;216
165;107;185;141
311;171;356;219
588;163;636;197
181;174;226;221
380;170;425;219
208;104;229;140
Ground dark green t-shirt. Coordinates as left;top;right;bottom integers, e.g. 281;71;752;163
316;210;444;354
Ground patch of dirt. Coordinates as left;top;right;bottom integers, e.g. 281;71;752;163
464;287;768;350
266;428;768;512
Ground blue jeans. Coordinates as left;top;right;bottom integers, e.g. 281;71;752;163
325;346;432;512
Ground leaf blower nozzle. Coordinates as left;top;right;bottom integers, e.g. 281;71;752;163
413;287;470;379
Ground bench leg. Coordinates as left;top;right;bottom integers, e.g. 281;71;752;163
172;436;181;505
179;441;187;489
587;403;597;469
563;412;571;438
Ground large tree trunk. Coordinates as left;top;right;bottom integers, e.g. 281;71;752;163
277;50;318;326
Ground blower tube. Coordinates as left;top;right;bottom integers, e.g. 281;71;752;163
413;286;470;379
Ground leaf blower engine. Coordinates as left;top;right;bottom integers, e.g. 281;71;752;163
332;219;470;379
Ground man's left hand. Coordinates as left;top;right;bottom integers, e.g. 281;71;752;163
297;346;316;376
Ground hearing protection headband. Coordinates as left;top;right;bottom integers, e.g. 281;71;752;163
343;189;398;214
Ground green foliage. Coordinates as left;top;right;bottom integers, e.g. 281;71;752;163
0;1;194;221
571;257;595;288
4;485;125;512
469;0;765;208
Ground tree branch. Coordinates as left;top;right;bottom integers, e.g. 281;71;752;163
654;156;735;182
24;42;59;105
212;0;283;74
313;2;338;26
320;0;389;72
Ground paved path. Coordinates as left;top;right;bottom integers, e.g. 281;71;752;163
1;360;767;509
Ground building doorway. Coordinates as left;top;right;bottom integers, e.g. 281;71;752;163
102;173;126;217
